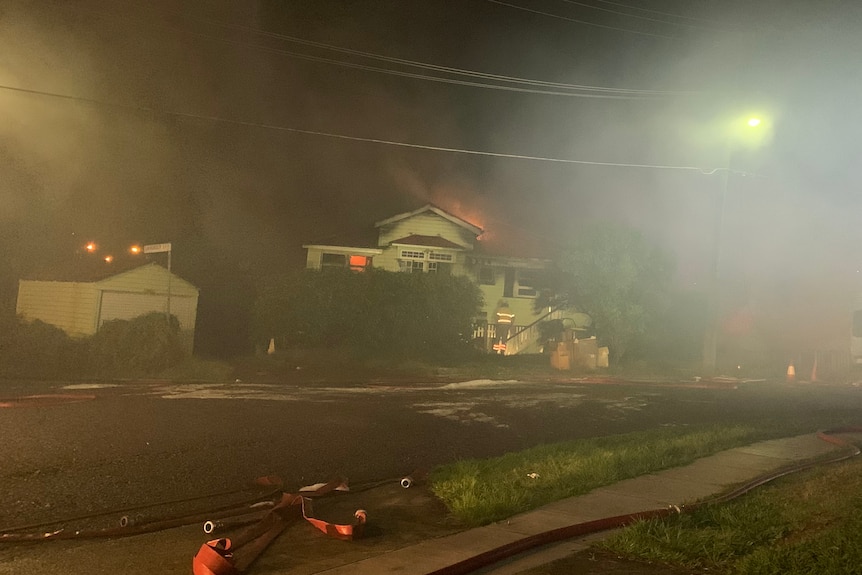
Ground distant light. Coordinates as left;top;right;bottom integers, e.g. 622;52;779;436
85;242;97;252
130;245;142;255
104;255;114;263
747;117;761;127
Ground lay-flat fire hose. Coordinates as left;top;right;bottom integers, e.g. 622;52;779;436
425;426;862;575
0;476;284;542
193;478;367;575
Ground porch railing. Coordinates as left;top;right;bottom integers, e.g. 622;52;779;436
473;308;563;355
503;308;563;355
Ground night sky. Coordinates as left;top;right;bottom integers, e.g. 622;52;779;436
2;0;860;355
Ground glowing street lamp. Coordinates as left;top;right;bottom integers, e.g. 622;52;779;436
85;242;97;253
129;245;142;255
104;255;114;263
747;117;761;128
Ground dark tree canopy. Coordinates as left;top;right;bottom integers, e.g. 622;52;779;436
253;268;483;361
542;223;675;361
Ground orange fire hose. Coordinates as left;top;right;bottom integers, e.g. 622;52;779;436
426;426;862;575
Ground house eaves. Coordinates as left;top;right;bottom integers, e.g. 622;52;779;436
374;204;483;236
301;244;384;256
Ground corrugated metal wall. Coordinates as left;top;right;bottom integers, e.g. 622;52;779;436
15;280;100;336
16;264;199;353
97;263;198;297
98;291;197;330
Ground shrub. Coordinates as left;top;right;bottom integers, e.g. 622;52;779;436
88;312;187;377
0;317;80;379
253;269;483;361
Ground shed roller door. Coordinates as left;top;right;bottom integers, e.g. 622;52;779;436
99;291;196;330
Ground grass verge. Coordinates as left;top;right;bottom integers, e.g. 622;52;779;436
600;456;862;574
430;423;816;527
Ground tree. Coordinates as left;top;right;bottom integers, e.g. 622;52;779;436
542;223;675;362
253;268;483;361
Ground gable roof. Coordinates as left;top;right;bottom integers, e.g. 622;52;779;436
21;261;197;290
374;204;483;236
22;259;153;283
389;234;468;250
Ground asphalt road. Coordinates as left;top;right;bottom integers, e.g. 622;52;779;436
1;378;861;574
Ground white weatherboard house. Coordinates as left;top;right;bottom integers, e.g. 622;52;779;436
303;204;561;354
16;262;199;352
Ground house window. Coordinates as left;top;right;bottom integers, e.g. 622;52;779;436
349;255;371;272
428;252;454;262
400;250;425;259
503;268;515;297
478;266;495;286
516;270;538;298
321;253;346;268
399;259;424;273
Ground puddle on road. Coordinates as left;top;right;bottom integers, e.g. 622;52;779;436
62;383;120;390
412;401;509;428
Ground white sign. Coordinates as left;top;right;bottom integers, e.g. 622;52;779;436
143;243;172;254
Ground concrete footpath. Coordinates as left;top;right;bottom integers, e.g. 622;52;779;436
298;433;859;575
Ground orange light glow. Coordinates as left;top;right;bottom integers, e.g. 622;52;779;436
130;245;141;255
85;242;97;252
349;255;368;269
104;255;113;263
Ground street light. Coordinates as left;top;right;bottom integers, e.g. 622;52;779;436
702;115;767;375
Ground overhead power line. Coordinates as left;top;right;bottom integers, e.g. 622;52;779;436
588;0;725;24
485;0;679;39
100;5;697;98
154;29;664;100
556;0;712;29
180;12;695;95
0;83;723;173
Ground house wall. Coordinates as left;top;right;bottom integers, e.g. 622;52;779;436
16;264;200;353
477;276;544;325
96;264;199;352
373;247;470;275
304;247;380;271
306;248;323;269
16;280;100;337
377;212;475;249
97;264;198;298
374;212;475;273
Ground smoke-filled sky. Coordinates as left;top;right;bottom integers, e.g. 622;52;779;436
2;0;861;353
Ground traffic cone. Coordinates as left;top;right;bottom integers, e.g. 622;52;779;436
267;338;276;355
810;355;818;383
786;363;796;383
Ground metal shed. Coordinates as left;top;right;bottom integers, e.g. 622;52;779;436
16;262;199;353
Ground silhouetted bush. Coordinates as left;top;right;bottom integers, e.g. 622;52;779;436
254;269;483;361
0;313;187;381
0;317;81;379
88;312;186;377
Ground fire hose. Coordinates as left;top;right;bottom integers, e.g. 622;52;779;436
192;478;368;575
425;426;862;575
0;476;283;542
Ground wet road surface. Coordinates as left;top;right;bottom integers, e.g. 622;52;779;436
1;378;860;574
